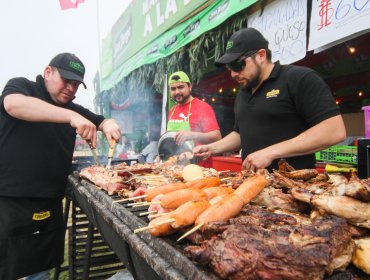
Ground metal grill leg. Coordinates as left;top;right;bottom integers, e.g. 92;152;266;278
82;223;94;280
54;197;71;280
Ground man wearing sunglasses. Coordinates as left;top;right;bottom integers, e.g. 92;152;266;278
167;71;221;167
193;28;346;171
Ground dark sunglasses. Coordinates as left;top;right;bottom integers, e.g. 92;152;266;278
226;50;258;72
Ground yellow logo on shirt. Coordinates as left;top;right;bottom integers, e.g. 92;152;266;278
266;89;280;98
33;211;51;220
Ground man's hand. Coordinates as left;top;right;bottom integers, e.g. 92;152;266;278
175;130;194;145
70;115;98;146
242;148;275;171
99;119;121;147
193;145;211;161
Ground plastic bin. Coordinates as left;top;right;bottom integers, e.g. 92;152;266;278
362;106;370;138
212;156;242;172
315;145;357;164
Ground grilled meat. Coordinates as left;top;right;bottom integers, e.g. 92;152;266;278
279;169;319;180
278;159;296;171
79;165;127;195
251;187;308;212
184;206;353;280
291;188;370;229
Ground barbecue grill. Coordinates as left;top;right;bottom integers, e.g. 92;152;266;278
68;173;219;280
68;172;368;280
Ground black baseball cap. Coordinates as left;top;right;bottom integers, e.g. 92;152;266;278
215;28;269;67
49;53;87;89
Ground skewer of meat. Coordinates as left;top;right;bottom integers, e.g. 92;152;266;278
147;186;233;219
160;189;208;209
185;177;221;189
233;173;269;204
178;174;269;241
134;214;176;236
202;186;234;199
127;177;221;204
148;200;211;229
135;186;241;236
159;185;235;209
139;210;157;216
149;188;233;219
146;182;188;201
129;177;218;202
125;182;187;202
135;200;211;236
208;193;231;205
195;194;244;230
147;194;174;218
198;174;268;224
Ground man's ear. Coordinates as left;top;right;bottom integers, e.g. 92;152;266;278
43;66;53;78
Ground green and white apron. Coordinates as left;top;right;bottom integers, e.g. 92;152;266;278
167;98;195;149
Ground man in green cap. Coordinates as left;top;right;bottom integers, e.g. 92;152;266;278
167;71;221;167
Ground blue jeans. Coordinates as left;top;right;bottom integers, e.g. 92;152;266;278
24;270;50;280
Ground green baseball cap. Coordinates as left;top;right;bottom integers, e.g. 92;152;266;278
49;52;87;89
168;71;191;85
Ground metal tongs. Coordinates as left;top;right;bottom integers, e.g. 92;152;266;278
86;140;101;166
106;140;116;169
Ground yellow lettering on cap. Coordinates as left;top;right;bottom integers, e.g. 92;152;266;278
33;211;51;220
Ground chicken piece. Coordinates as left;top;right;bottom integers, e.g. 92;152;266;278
251;187;308;212
313;196;370;229
272;171;306;189
328;174;348;196
291;188;370;229
278;159;295;171
352;238;370;275
279;169;318;181
306;173;329;183
344;173;370;202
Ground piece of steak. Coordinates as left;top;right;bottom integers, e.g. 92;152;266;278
184;206;353;280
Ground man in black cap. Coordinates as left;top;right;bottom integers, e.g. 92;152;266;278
0;53;121;279
193;28;346;171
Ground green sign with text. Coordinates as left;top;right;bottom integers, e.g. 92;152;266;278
101;0;258;90
111;0;210;69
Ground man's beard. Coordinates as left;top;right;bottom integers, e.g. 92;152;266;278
175;94;190;104
242;64;262;91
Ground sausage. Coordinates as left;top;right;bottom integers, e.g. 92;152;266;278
195;194;244;230
202;186;234;200
147;194;174;220
234;174;268;204
148;215;176;237
185;177;221;189
146;182;186;202
170;200;210;229
160;189;208;209
209;194;230;205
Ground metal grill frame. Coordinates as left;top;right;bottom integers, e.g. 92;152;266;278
68;173;219;280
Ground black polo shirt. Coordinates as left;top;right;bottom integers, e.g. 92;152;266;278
0;75;105;198
234;62;340;170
